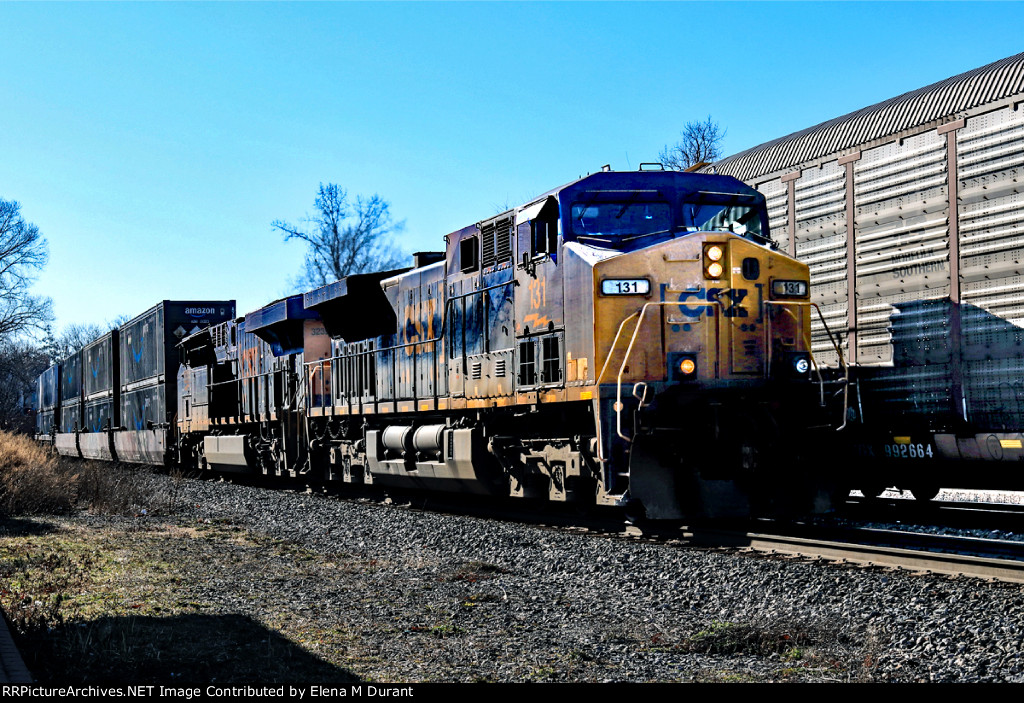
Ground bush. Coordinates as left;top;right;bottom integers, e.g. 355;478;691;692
0;432;75;515
0;431;174;516
76;461;172;515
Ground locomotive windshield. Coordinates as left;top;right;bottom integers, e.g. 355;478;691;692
568;187;768;251
682;202;763;238
570;201;672;244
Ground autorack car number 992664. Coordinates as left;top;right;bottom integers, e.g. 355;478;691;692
883;443;934;459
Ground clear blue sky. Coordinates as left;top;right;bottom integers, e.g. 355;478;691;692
2;1;1021;332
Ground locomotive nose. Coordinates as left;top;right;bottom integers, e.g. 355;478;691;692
657;237;772;383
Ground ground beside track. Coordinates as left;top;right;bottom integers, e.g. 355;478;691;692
1;469;1023;683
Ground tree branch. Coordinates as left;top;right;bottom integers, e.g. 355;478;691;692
274;183;406;290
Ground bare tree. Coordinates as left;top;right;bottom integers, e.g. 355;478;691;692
44;321;107;363
41;314;130;364
0;199;52;338
273;183;406;291
0;338;49;433
659;116;727;171
107;313;133;329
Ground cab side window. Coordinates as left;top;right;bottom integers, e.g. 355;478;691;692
532;216;558;257
460;236;479;273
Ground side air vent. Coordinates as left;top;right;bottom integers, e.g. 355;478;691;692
479;215;513;268
495;358;507;377
471;361;483;380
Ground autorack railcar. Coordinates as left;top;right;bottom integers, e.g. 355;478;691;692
706;51;1024;500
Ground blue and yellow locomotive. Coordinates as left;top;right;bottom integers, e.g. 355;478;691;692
171;167;835;519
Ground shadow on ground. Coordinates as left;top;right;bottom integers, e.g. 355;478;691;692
20;612;360;684
0;517;62;537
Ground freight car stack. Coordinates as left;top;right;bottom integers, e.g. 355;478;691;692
80;330;118;460
36;301;236;465
707;51;1024;498
55;348;81;457
34;364;59;445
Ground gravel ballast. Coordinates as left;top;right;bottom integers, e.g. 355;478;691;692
8;472;1024;683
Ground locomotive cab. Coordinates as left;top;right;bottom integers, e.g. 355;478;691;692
542;170;831;518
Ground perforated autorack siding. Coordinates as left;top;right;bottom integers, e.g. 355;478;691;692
957;105;1024;430
794;160;847;367
706;52;1024;432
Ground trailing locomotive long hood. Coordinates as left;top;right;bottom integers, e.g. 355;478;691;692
592;233;812;391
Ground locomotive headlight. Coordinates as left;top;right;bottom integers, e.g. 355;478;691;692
704;244;726;279
783;352;812;378
670;353;698;381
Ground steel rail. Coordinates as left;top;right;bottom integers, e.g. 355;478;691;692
684;526;1024;583
842;495;1024;536
846;496;1024;514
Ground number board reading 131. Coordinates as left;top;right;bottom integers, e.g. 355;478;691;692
601;279;650;296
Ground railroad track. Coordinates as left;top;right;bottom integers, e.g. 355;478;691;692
281;478;1024;584
681;522;1024;584
846;494;1024;513
842;494;1024;534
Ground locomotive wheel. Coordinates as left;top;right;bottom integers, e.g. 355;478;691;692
198;440;208;471
622;498;647;525
859;485;887;499
908;484;940;501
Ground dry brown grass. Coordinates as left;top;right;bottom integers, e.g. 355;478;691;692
0;432;76;515
0;432;359;683
0;519;358;684
0;431;183;517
